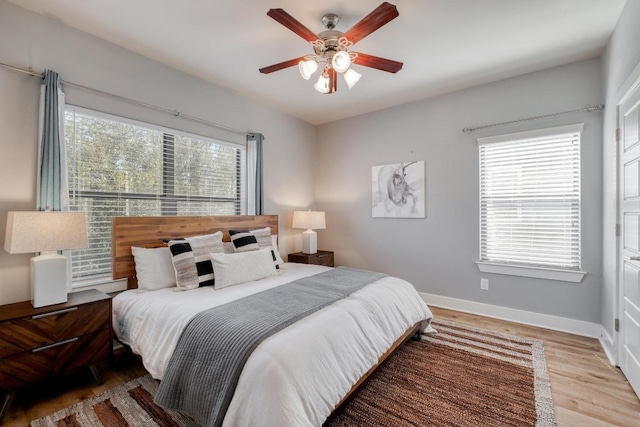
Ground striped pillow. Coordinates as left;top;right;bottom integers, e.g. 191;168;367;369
229;231;260;253
168;232;224;290
229;227;281;269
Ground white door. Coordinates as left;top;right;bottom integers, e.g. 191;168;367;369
619;79;640;398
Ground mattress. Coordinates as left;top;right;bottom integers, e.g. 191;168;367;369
112;263;432;426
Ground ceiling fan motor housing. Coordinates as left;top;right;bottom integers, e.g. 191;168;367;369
315;30;346;56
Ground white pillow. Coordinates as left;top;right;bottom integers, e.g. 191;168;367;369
210;248;277;290
131;246;176;291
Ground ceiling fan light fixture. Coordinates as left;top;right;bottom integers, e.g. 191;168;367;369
331;51;351;73
314;73;330;94
260;4;403;94
344;68;362;89
298;59;318;80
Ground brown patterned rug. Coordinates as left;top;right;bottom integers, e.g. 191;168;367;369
31;319;555;427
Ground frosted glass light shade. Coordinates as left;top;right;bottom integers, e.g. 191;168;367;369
332;51;351;73
4;211;88;307
314;74;330;94
344;69;362;89
298;59;318;80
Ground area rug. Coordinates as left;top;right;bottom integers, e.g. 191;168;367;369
31;319;555;427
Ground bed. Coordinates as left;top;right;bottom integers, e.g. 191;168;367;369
111;215;433;427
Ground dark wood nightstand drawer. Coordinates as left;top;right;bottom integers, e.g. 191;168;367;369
288;250;334;267
0;328;111;389
0;290;112;395
0;300;110;358
308;252;334;266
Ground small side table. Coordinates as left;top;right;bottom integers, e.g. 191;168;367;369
288;250;334;267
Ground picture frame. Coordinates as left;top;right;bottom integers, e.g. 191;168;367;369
372;161;425;218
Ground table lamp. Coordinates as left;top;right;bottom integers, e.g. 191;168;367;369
292;210;326;254
4;211;88;308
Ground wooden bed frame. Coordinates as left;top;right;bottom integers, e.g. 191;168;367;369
111;214;425;420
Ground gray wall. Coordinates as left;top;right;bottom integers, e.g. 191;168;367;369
316;58;604;323
0;1;317;305
601;0;640;340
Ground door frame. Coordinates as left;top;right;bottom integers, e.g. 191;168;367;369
616;61;640;365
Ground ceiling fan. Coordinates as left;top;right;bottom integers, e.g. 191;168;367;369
259;2;403;94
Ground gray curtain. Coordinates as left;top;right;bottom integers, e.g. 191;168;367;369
247;133;264;215
37;69;67;211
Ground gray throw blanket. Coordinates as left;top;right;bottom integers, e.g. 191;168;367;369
154;266;386;427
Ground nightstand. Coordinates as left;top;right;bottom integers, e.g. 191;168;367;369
0;289;112;422
288;250;334;267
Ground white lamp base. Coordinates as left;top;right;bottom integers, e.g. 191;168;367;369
31;252;68;308
301;229;318;254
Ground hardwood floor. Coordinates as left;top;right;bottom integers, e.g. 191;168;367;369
2;308;639;426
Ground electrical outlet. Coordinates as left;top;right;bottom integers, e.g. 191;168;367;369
480;278;489;290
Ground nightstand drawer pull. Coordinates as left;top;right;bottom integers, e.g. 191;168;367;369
32;337;78;353
31;307;78;319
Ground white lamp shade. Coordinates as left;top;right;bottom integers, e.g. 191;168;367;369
314;74;330;94
5;211;88;253
344;68;362;89
292;211;326;230
298;59;319;80
331;51;351;73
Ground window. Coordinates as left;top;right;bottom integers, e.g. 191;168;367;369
477;124;585;282
65;107;246;286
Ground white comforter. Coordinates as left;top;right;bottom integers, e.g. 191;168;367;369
112;263;432;427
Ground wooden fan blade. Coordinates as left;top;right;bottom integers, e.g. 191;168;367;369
259;57;306;74
352;52;403;73
343;2;399;45
267;9;319;42
328;68;337;94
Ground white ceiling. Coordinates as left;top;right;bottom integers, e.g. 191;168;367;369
8;0;626;125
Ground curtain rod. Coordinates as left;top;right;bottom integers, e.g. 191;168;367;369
462;104;605;134
0;61;249;137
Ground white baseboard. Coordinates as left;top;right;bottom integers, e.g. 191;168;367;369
599;327;617;366
421;292;602;339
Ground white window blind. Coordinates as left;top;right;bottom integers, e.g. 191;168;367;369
65;107;246;284
478;124;582;270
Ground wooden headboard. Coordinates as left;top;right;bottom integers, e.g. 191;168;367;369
112;215;279;289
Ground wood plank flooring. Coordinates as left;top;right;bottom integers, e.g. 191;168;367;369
2;307;639;426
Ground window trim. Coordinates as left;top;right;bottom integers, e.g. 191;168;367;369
475;261;586;282
476;123;585;282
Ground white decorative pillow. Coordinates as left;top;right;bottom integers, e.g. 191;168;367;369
168;232;224;290
131;246;176;291
210;248;277;290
